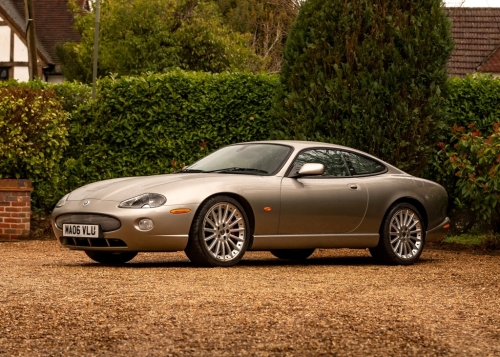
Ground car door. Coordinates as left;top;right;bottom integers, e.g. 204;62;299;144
278;148;368;234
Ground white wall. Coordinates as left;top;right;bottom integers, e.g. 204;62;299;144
13;66;29;82
13;33;28;62
0;26;11;62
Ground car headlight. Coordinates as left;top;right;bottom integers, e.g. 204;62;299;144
118;193;166;208
55;194;70;208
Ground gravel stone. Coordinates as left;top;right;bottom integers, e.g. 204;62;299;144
1;240;499;356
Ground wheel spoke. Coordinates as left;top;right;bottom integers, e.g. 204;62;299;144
205;217;216;229
227;239;238;249
228;217;242;228
229;234;244;241
390;236;400;244
222;204;229;224
397;241;404;256
208;238;218;250
214;241;221;256
211;211;218;227
221;240;226;258
224;241;232;256
408;219;419;230
204;233;216;241
406;242;413;256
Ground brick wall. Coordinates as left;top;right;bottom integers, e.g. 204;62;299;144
0;179;33;241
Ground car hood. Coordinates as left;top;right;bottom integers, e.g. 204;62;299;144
66;173;220;201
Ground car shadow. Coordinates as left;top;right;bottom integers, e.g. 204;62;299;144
67;255;435;269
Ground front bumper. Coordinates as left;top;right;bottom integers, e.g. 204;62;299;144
425;217;450;242
52;199;197;252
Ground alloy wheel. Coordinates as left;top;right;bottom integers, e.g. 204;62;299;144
202;202;246;262
389;208;423;260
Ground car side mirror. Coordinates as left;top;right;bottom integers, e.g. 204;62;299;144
293;163;325;178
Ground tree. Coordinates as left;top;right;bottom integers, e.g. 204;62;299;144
216;0;301;73
272;0;454;176
58;0;265;82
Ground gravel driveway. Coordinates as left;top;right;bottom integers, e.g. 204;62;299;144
1;240;499;356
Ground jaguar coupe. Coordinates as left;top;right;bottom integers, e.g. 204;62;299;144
51;141;450;266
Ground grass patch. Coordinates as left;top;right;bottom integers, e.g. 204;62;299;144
442;232;500;250
443;233;484;246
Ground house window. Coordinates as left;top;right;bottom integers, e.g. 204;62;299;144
0;67;9;80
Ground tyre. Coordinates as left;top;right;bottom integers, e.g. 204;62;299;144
185;196;250;267
84;251;138;264
369;203;425;265
270;249;315;260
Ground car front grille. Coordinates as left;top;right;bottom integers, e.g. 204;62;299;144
60;237;127;247
55;214;121;232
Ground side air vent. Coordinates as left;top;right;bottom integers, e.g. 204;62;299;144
60;237;127;247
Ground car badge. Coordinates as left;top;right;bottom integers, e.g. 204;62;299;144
83;200;90;206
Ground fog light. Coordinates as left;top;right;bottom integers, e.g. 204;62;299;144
138;218;154;231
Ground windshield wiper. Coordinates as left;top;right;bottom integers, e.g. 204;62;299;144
207;167;268;175
177;168;205;173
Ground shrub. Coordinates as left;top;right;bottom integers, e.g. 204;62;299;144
272;0;454;176
447;74;500;132
439;123;500;232
427;75;500;233
63;71;278;190
0;79;91;112
0;87;69;211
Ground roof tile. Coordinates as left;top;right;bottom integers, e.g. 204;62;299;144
447;7;500;76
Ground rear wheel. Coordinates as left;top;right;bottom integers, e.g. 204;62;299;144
270;249;315;260
185;196;250;267
84;251;138;264
369;203;425;265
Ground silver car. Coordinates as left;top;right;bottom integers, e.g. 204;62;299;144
51;141;450;266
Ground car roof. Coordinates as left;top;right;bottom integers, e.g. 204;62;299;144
239;140;406;175
242;140;374;157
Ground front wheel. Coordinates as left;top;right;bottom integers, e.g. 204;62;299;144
369;203;425;265
270;249;315;260
84;251;138;264
185;196;250;267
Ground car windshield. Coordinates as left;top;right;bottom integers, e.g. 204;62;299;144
182;144;292;175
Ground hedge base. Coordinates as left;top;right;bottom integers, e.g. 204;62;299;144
0;179;33;241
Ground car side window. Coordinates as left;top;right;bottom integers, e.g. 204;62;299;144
342;152;386;175
292;149;351;177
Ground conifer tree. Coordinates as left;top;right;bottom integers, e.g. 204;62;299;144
273;0;454;175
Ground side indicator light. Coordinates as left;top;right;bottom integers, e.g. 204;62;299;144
170;208;191;214
264;207;272;212
443;223;450;229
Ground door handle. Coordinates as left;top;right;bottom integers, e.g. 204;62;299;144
348;184;358;190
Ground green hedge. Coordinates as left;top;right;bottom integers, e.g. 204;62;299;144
0;87;69;211
429;74;500;233
447;74;500;132
63;71;279;191
0;79;91;113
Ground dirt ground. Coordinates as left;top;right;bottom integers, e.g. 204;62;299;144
1;240;499;356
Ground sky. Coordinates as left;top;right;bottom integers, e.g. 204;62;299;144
445;0;500;6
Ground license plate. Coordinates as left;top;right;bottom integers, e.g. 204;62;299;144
63;224;100;238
